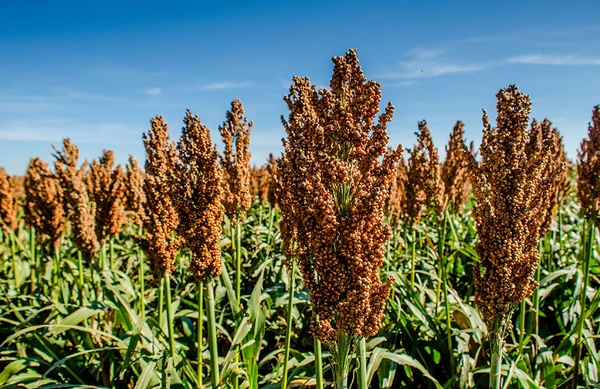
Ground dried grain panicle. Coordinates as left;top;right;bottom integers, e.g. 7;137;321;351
277;49;400;344
23;158;65;249
174;110;224;281
462;85;564;336
578;105;600;228
142;116;181;278
53;138;99;259
219;99;252;220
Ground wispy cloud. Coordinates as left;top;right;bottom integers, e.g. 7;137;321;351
0;122;136;144
200;81;253;91
145;87;162;95
382;48;484;79
507;53;600;66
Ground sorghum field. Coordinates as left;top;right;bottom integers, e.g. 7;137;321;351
0;50;599;389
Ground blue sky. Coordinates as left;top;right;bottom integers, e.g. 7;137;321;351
1;1;599;174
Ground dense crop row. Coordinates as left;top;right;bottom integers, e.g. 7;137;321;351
0;50;598;389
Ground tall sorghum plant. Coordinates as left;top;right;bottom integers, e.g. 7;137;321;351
277;49;400;389
462;85;564;389
174;109;224;389
573;105;600;388
219;99;252;389
142;116;182;384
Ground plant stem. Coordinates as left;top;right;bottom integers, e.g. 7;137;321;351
29;227;36;290
206;278;220;388
109;237;115;270
10;233;19;289
234;215;242;389
165;269;176;361
334;331;350;389
197;281;204;389
158;276;165;330
490;331;503;389
572;221;594;389
439;213;455;378
518;298;526;356
357;337;368;389
139;248;145;319
281;260;295;389
314;337;323;389
410;227;417;288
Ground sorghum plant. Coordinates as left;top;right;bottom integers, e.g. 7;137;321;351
442;121;470;212
573;105;600;388
462;85;564;389
277;49;400;389
53;139;99;261
23;158;65;250
0;167;19;232
124;155;146;226
142;116;181;279
88;150;126;245
174;109;225;389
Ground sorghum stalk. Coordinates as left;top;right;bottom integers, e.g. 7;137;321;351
572;221;594;389
281;259;295;389
462;86;564;389
573;105;600;389
357;337;368;389
206;278;220;388
314;338;324;389
277;49;400;389
172;110;224;389
197;281;204;389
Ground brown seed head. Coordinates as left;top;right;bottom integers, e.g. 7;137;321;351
23;158;66;249
442;121;471;212
577;105;600;228
219;99;252;220
53;138;99;259
462;85;565;337
0;167;19;232
174;110;224;281
277;49;400;344
125;155;146;225
88;150;127;243
142;116;181;278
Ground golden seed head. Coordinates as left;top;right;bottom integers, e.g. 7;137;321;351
277;49;399;344
173;109;224;281
142;116;181;278
0;167;20;232
23;157;66;249
463;85;565;337
53;138;99;259
577;105;600;228
219;99;252;221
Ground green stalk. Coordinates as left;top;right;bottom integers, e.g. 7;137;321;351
109;237;115;270
139;248;146;319
235;216;242;304
77;251;84;291
314;337;323;389
206;278;220;388
410;227;417;288
234;215;242;389
334;331;351;389
197;281;204;389
357;337;368;389
165;269;176;360
490;331;503;389
10;233;19;289
439;213;455;377
572;221;594;389
281;260;295;389
518;298;527;356
29;227;36;290
52;246;60;301
158;276;165;329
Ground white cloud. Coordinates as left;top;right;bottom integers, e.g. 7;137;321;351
508;54;600;65
145;87;162;95
200;81;253;91
382;48;484;79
